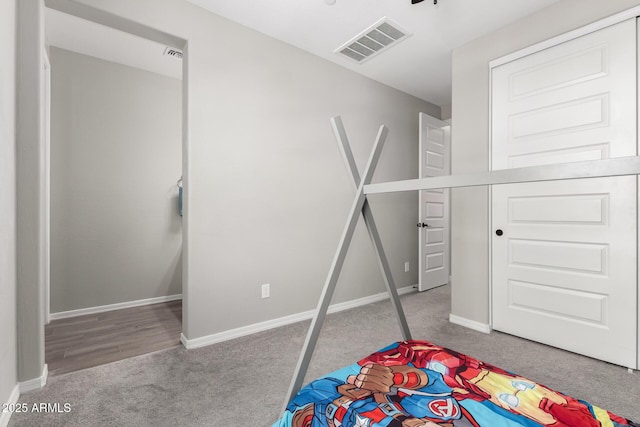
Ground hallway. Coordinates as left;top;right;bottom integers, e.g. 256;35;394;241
45;301;182;376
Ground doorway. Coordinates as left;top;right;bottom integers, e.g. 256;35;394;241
44;7;185;375
418;112;451;291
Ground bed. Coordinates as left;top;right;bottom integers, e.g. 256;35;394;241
274;340;639;427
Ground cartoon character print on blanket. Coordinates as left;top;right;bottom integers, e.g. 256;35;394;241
276;340;640;427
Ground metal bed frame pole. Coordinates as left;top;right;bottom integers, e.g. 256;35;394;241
365;156;640;194
283;118;412;410
331;116;412;342
281;115;640;412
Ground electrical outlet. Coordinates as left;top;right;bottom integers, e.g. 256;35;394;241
404;262;410;272
261;283;270;299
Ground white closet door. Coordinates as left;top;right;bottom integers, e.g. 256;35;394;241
418;113;450;291
491;19;637;368
492;177;637;367
492;19;636;169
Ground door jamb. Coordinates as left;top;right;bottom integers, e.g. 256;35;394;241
42;47;50;326
30;1;190;386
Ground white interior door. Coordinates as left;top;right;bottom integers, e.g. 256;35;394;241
418;113;450;291
492;177;637;368
491;19;637;368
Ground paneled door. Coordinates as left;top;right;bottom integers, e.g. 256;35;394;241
492;178;637;367
418;113;450;291
491;19;637;368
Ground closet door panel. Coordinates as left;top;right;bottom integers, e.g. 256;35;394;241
492;19;637;170
492;177;637;368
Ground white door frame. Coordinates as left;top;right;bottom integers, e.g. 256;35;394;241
42;47;50;325
17;0;190;386
489;6;640;69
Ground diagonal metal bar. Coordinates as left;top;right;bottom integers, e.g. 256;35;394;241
331;116;412;341
282;123;388;410
331;116;361;191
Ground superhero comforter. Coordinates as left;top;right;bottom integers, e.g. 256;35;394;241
274;340;639;427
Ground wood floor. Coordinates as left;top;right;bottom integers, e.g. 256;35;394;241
45;300;182;376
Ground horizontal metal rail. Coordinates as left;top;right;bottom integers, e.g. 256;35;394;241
365;156;640;194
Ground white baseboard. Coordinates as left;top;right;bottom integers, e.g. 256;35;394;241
449;314;491;334
19;364;47;394
182;285;417;349
50;294;182;320
0;384;20;427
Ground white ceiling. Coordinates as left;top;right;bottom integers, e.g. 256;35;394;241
46;0;564;106
187;0;562;106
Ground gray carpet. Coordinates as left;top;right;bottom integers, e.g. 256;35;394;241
9;285;640;426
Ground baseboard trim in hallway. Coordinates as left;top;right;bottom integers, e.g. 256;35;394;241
49;294;182;321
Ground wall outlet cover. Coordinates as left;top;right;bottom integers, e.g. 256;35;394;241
261;283;270;299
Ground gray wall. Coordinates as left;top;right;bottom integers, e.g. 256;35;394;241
50;47;182;313
450;0;640;325
16;0;45;387
68;0;440;341
0;0;18;412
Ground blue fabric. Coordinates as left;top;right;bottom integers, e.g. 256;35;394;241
274;340;640;427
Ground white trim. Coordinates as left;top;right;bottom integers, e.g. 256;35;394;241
420;113;449;130
488;40;494;331
488;185;493;328
489;5;640;68
19;364;47;394
0;384;20;427
449;314;491;334
49;294;182;320
181;286;416;349
42;47;51;326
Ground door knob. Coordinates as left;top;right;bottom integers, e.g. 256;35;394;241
495;229;503;236
417;223;429;228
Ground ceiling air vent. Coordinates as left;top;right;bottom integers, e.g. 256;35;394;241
336;17;411;63
164;47;183;59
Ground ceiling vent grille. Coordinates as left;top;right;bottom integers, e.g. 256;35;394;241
336;17;411;63
164;47;183;60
